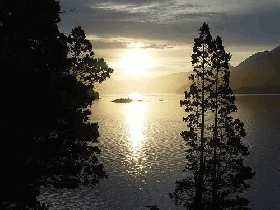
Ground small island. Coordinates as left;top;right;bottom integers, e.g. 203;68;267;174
111;97;133;103
111;97;144;103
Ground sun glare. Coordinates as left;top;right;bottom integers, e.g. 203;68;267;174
126;102;146;151
117;48;155;77
128;92;143;101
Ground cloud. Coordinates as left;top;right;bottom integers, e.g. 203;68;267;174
59;0;279;49
85;34;180;50
89;1;217;24
209;3;280;46
59;0;280;73
59;0;219;31
91;41;127;49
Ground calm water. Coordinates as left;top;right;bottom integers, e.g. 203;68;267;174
40;94;280;210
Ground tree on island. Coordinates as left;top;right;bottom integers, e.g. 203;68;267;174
169;23;255;209
0;0;113;209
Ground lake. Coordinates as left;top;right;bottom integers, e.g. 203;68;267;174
39;94;280;210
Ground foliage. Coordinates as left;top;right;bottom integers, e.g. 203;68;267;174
170;23;255;209
66;26;114;88
0;0;113;209
88;89;100;100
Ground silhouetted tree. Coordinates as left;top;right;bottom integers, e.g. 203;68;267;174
66;26;113;88
207;35;255;209
36;26;113;190
170;23;255;209
0;0;113;209
169;22;213;209
1;0;67;208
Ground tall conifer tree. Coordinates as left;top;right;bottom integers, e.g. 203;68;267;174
170;23;255;210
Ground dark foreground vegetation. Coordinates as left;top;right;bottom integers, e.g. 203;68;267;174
0;1;254;209
1;0;113;209
170;23;255;209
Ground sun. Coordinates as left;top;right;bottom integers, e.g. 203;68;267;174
128;92;143;101
117;47;155;77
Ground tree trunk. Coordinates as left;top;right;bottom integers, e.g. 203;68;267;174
212;65;219;209
196;42;205;210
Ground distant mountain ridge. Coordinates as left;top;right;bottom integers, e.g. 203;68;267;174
232;85;280;94
229;46;280;93
97;72;191;94
97;46;280;95
176;45;280;94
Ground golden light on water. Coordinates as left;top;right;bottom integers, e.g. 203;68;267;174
124;93;147;177
125;95;146;151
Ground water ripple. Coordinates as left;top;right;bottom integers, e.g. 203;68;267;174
39;94;280;210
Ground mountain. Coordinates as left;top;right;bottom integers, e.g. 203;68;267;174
175;65;235;94
96;72;191;94
230;45;280;93
176;46;280;94
175;82;191;94
97;46;280;95
232;85;280;94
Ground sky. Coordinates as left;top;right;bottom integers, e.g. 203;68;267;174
58;0;280;80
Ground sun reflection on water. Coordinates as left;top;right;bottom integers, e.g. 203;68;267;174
125;101;146;151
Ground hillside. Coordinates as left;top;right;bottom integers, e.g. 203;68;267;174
230;45;280;92
97;72;191;94
175;65;235;94
233;85;280;94
176;46;280;94
97;46;280;95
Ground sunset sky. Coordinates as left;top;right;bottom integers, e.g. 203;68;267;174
58;0;280;80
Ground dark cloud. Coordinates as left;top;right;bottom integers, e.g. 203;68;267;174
141;43;175;49
58;0;280;50
91;41;127;49
88;1;208;24
59;0;211;29
92;0;168;5
209;4;280;47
